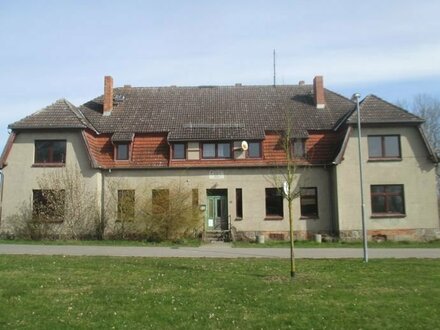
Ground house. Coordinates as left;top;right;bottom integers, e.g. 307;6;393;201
0;76;438;241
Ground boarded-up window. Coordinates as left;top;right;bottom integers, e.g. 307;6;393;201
117;190;135;221
152;189;170;214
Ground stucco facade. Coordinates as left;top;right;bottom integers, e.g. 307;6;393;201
335;126;439;240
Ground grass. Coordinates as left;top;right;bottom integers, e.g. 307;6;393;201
0;256;439;329
232;239;440;248
2;238;440;248
0;238;202;247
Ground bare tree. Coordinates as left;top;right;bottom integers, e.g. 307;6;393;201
412;94;440;155
36;165;100;239
139;182;203;242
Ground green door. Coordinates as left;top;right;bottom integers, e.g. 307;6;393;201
207;195;228;230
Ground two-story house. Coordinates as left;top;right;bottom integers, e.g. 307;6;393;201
0;76;438;241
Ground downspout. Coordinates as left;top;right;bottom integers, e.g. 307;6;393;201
100;168;106;240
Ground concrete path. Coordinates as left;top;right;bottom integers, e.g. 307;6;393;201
0;244;439;258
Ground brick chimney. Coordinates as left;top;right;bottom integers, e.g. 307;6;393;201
103;76;113;115
313;76;325;109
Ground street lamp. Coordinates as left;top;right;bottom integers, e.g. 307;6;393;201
353;93;368;263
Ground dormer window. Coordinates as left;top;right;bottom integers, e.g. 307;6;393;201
112;133;134;161
293;139;305;158
115;143;130;160
248;142;262;158
173;143;186;159
202;142;231;159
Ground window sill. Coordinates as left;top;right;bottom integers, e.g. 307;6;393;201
234;217;243;221
371;214;406;219
368;158;402;162
264;216;284;221
300;216;319;220
32;163;65;168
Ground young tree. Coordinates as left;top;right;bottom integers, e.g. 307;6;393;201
268;112;306;281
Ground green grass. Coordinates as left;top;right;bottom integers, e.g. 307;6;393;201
0;238;202;247
232;239;440;248
2;238;440;248
0;256;439;329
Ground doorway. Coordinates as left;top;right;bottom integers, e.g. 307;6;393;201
206;189;228;231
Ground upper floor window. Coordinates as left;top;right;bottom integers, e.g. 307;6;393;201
293;139;305;158
115;143;130;160
300;187;318;218
202;142;231;159
173;143;186;159
368;135;401;159
35;140;66;164
248;142;261;158
371;185;405;216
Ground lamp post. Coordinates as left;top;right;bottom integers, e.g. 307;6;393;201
353;93;368;263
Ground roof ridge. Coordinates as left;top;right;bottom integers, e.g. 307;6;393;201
62;99;98;132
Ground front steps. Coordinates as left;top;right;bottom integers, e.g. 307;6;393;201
203;230;230;242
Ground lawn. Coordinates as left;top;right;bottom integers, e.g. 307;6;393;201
0;257;439;329
2;238;440;248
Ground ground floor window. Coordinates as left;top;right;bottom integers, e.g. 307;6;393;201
32;189;65;222
371;185;405;215
192;189;199;208
117;190;135;221
236;188;243;219
265;188;283;218
300;187;318;218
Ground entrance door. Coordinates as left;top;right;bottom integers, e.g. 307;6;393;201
206;194;228;230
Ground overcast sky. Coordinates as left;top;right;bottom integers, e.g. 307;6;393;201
1;0;439;148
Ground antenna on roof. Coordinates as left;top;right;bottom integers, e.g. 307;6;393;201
273;49;276;87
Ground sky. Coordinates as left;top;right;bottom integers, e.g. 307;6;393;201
1;0;439;148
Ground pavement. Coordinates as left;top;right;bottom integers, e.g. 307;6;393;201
0;244;439;258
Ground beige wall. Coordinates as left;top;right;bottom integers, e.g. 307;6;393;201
0;130;101;234
335;126;439;236
102;166;334;236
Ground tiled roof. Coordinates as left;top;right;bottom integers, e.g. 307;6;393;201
79;85;355;140
111;132;134;142
9;99;89;130
347;94;423;124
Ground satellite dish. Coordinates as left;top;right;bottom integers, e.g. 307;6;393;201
283;181;289;197
241;141;248;151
